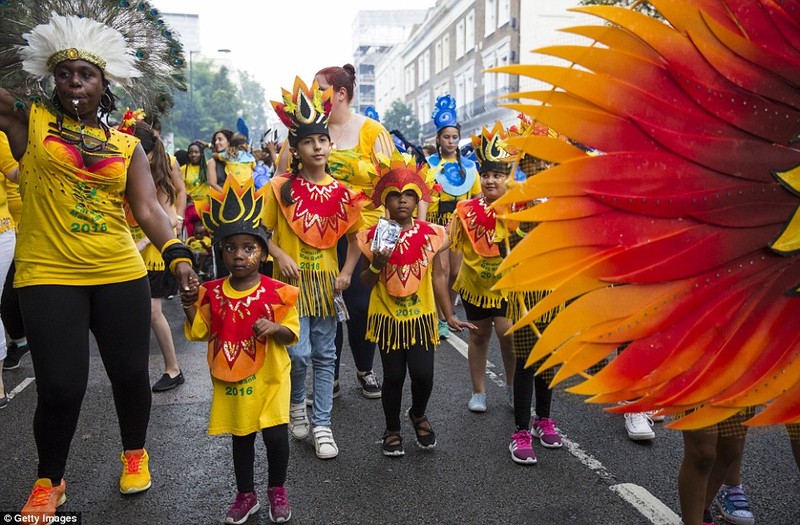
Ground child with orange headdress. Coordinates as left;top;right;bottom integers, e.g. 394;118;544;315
358;151;475;457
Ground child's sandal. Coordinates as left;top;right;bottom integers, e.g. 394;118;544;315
406;409;437;449
382;430;404;457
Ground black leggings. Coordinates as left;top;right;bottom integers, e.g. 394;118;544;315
379;343;435;431
231;425;289;492
514;357;554;429
334;238;376;378
1;262;25;340
19;279;152;483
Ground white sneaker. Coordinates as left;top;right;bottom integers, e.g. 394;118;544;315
624;412;655;441
311;426;339;459
468;393;487;413
289;403;309;440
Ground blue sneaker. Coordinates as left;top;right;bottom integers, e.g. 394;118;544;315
713;485;754;525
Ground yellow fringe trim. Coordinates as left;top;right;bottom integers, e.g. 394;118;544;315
458;287;504;309
367;312;439;351
297;270;337;318
507;290;564;325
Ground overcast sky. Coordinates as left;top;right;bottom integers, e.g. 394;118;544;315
153;0;437;104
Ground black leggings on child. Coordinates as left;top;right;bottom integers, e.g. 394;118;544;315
514;357;554;429
379;342;435;431
232;425;289;492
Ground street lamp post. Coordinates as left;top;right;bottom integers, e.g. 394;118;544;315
189;49;198;142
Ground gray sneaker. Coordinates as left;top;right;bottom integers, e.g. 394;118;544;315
357;372;382;399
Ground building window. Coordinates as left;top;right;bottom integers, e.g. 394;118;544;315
485;0;496;37
442;34;450;68
418;56;424;87
435;41;442;73
423;49;430;84
464;69;475;107
455;76;465;111
497;49;509;91
456;20;465;59
498;0;511;26
484;55;496;96
435;80;449;98
405;65;415;95
465;10;475;54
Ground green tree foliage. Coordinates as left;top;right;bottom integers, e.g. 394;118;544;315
382;99;422;145
130;57;269;150
578;0;661;18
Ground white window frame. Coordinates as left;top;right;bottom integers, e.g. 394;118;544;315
485;0;497;37
442;34;450;68
498;0;511;27
465;10;475;54
434;41;442;74
456;20;465;59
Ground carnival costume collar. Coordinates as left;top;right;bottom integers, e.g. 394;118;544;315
429;154;477;196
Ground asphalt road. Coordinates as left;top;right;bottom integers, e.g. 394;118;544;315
1;299;797;524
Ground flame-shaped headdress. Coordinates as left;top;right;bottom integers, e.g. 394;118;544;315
117;107;146;135
271;77;332;147
432;93;458;131
471;121;512;175
199;177;270;247
369;151;432;208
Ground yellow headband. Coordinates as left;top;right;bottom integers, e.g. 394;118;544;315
46;48;107;72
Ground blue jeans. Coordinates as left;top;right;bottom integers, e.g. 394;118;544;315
287;315;337;427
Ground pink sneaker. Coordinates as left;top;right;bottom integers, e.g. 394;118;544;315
509;430;537;465
267;486;292;523
224;491;260;524
532;417;563;448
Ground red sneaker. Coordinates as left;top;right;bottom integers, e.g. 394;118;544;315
21;478;67;521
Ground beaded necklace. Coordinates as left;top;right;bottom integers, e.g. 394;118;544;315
55;99;111;153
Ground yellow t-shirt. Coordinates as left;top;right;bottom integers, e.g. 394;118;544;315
357;220;446;350
181;163;209;203
262;174;362;317
15;104;145;287
0;132;17;232
185;277;299;435
450;197;505;309
328;117;394;228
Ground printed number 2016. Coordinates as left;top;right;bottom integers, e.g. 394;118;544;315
70;222;108;233
225;386;253;396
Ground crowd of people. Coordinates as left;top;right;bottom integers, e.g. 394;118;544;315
0;2;797;525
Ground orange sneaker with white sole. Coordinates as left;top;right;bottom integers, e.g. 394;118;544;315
120;448;152;494
21;478;67;521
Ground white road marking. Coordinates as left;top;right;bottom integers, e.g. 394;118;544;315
7;377;35;399
443;334;681;525
611;483;682;525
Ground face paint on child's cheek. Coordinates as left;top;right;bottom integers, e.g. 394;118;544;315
246;251;261;267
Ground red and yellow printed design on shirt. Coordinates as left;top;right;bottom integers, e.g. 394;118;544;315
196;275;298;383
358;219;445;298
454;197;500;258
271;174;365;249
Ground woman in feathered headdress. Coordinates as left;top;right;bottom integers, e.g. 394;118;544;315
0;1;194;519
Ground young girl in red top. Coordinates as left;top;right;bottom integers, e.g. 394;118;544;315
182;177;299;524
263;78;364;460
358;152;474;456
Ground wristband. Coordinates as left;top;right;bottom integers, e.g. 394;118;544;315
368;264;381;274
515;227;527;238
169;257;193;274
162;239;194;274
181;303;194;309
161;238;182;253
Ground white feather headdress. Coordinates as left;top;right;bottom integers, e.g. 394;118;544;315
18;13;140;86
0;0;186;115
